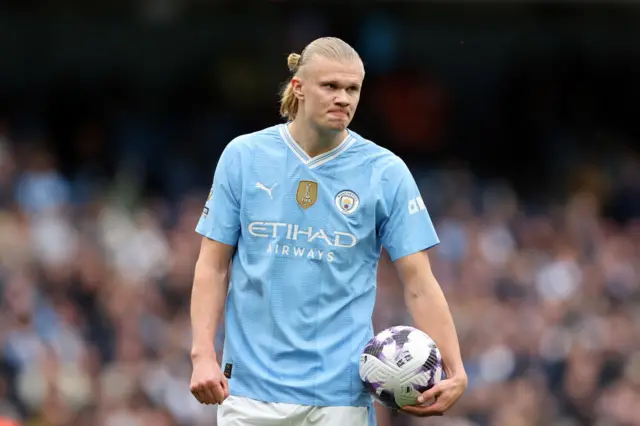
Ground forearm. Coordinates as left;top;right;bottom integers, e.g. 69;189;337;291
405;277;465;377
190;259;229;360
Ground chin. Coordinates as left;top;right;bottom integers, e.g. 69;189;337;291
323;119;350;132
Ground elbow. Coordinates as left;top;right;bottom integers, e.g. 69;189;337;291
404;275;427;301
404;273;441;303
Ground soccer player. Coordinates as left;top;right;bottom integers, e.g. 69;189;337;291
190;37;467;425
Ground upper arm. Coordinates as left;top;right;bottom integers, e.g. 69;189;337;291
195;142;242;246
378;159;439;262
394;250;434;286
394;250;445;302
196;236;235;273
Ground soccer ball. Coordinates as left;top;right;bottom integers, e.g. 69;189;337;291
359;326;444;409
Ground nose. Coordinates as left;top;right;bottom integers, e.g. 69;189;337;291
334;90;350;107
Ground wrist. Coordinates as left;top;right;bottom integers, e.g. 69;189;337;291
190;347;216;361
444;364;467;380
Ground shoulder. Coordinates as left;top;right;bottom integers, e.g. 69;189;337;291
224;124;282;155
348;129;410;178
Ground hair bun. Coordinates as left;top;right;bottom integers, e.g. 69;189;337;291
287;53;301;73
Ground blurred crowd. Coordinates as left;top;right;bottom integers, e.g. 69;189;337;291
0;120;638;426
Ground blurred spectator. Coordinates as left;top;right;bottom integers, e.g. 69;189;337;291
1;111;639;426
0;4;639;426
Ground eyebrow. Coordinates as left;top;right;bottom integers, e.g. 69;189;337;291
319;79;361;89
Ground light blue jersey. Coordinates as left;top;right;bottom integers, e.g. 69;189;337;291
195;124;439;411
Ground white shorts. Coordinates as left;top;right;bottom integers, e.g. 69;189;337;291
217;395;370;426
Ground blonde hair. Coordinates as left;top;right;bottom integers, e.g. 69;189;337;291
279;37;361;121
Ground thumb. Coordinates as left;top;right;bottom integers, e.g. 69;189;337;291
417;383;442;404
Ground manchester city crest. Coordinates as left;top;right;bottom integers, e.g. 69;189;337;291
335;190;360;215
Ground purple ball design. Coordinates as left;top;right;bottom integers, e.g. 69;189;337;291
359;326;444;409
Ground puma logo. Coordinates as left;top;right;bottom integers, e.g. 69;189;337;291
256;182;277;199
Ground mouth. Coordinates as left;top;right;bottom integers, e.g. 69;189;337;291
328;110;349;118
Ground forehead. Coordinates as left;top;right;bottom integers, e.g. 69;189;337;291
304;56;365;85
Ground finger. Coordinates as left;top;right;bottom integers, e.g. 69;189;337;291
199;389;215;405
401;404;444;417
192;389;207;404
421;403;447;417
202;385;218;405
417;384;442;405
221;378;230;400
212;382;226;404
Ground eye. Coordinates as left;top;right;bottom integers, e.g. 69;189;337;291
324;83;337;90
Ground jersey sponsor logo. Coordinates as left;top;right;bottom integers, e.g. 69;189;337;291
248;222;356;247
296;180;318;209
248;221;357;262
266;244;335;262
335;190;360;215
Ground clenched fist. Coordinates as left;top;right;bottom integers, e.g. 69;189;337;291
190;356;230;405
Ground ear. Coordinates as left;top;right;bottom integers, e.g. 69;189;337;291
291;77;304;100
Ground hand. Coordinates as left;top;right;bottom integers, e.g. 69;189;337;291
190;355;230;405
401;374;468;417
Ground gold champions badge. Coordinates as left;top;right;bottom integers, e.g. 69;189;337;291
296;180;318;209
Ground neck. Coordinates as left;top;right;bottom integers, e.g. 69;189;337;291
288;119;348;158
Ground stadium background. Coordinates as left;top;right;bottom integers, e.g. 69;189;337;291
0;1;639;425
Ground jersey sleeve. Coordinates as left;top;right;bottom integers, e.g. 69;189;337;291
195;143;242;246
378;160;440;262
